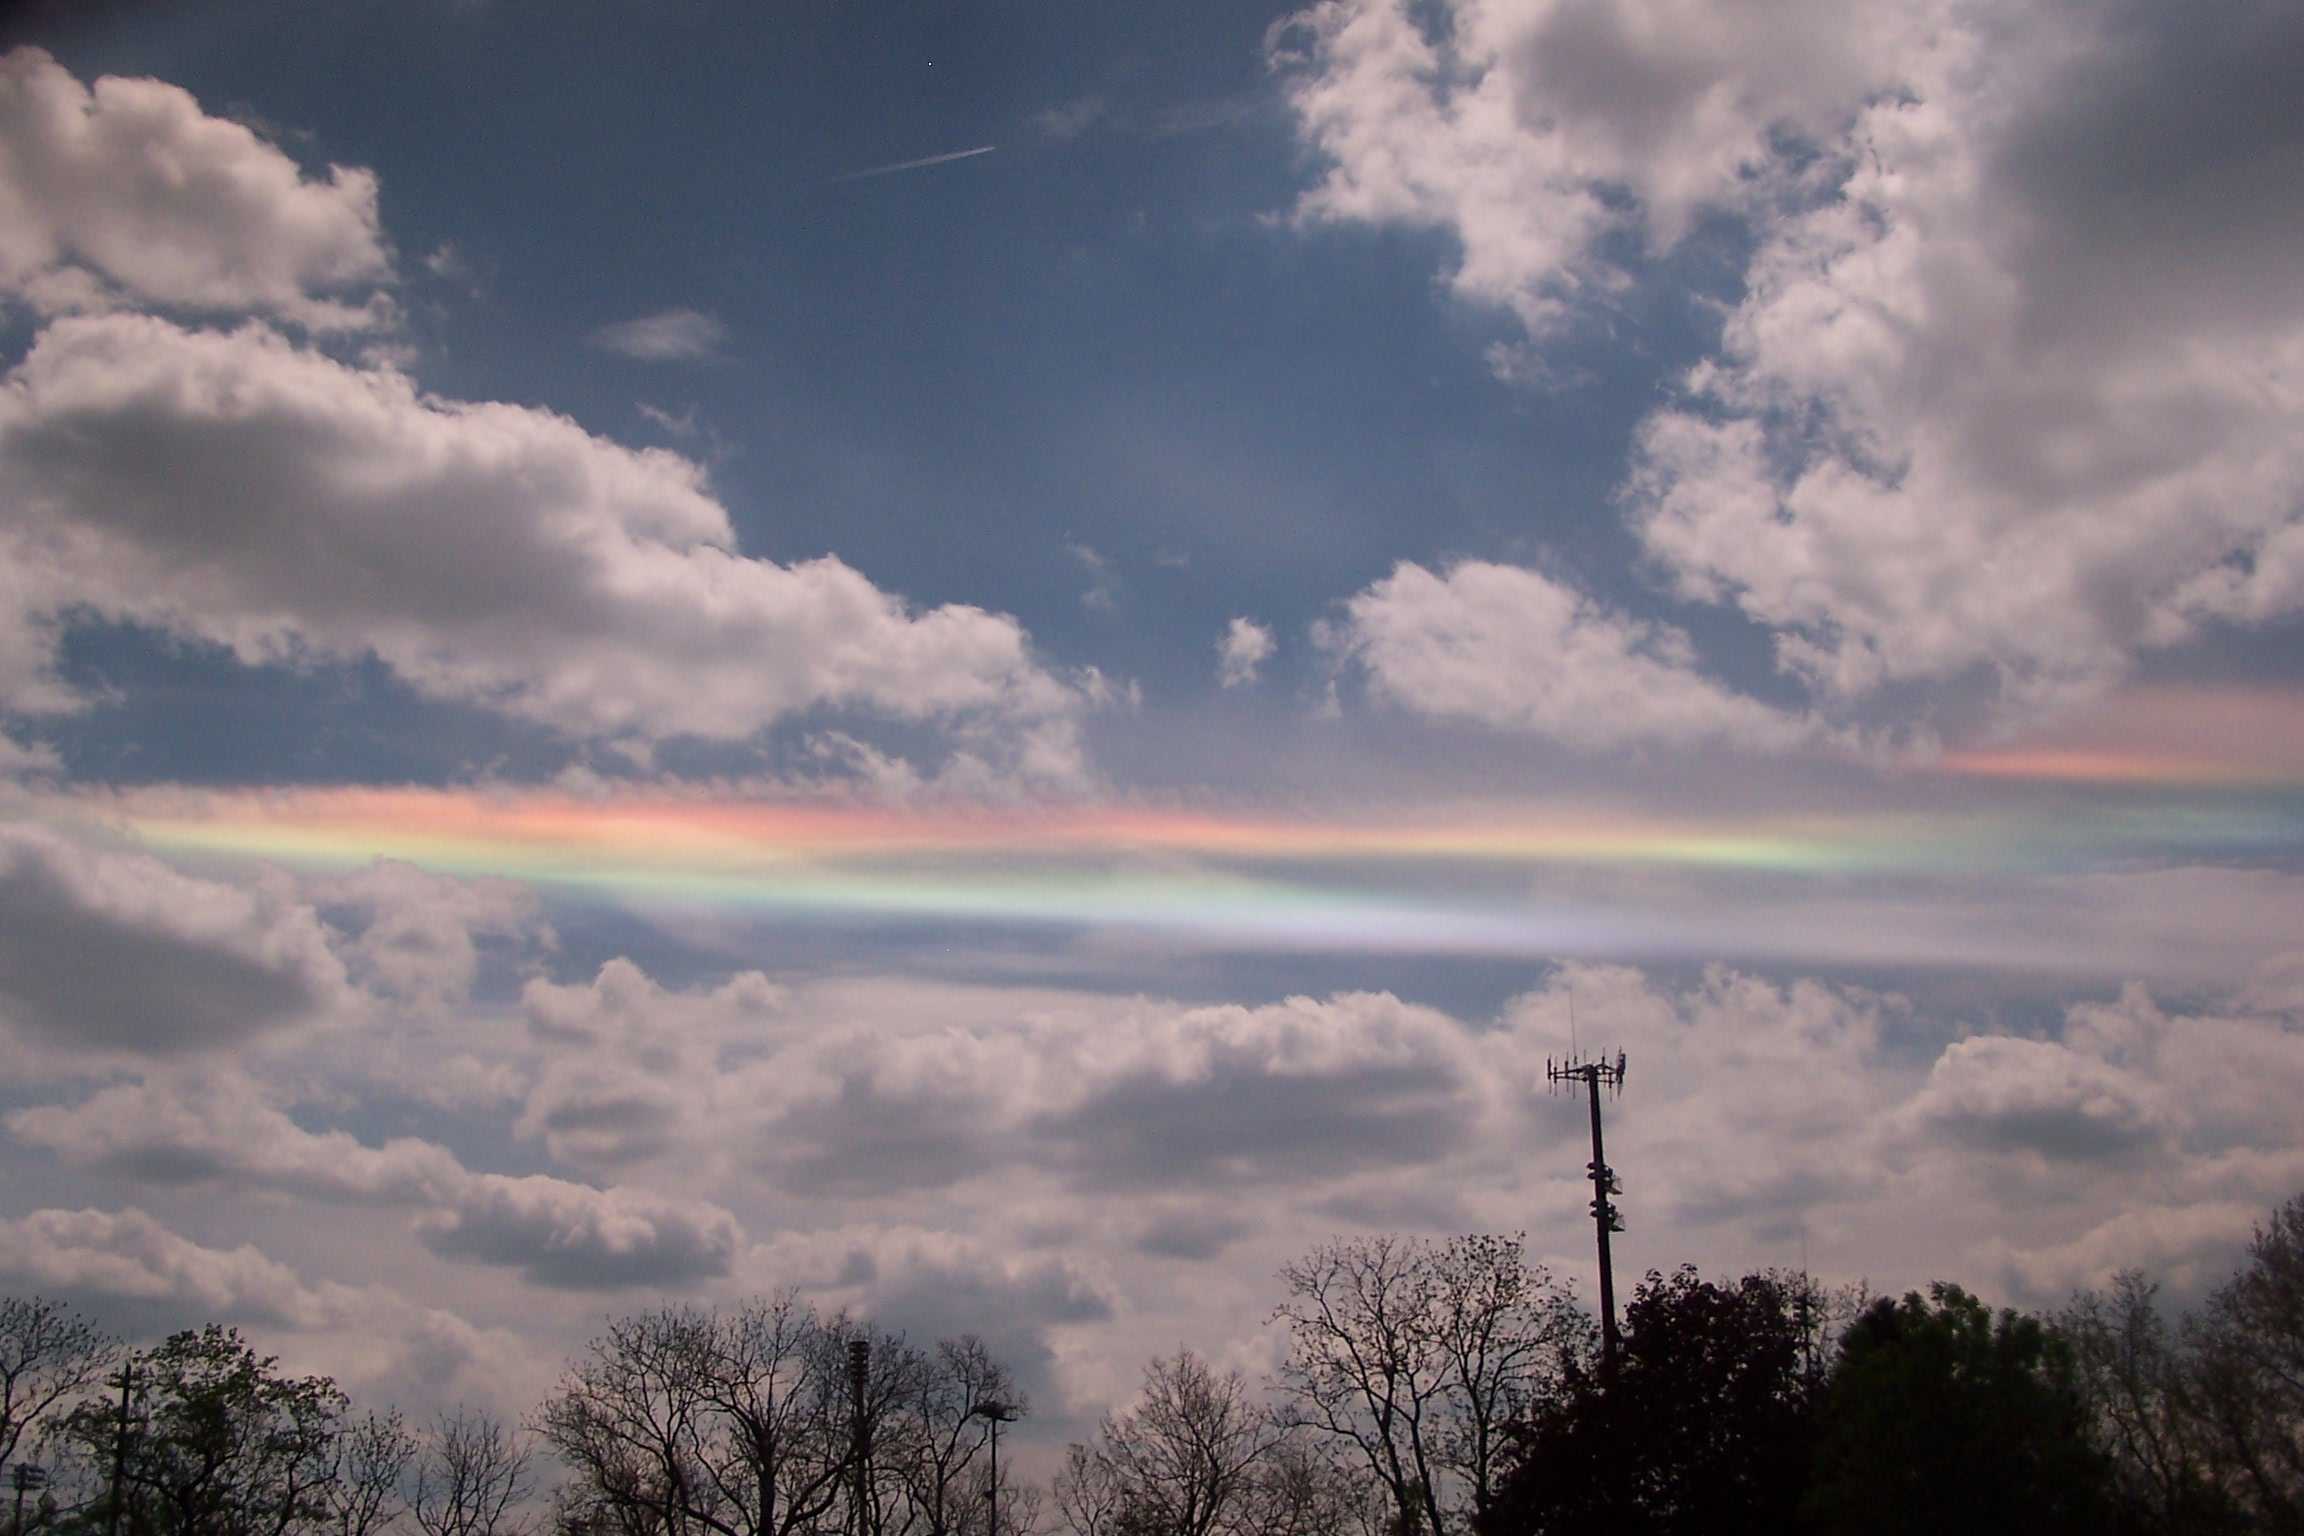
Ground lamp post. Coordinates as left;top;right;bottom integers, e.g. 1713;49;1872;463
969;1401;1021;1536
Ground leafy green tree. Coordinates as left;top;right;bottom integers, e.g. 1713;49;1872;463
1806;1284;2113;1536
60;1325;346;1536
1480;1267;1815;1536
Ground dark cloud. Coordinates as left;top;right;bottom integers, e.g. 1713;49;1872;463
417;1173;739;1290
1033;1058;1469;1192
0;825;347;1054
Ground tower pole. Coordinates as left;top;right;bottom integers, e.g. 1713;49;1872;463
1585;1067;1618;1370
1548;1051;1628;1379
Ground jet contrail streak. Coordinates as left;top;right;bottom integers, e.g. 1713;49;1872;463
831;144;997;183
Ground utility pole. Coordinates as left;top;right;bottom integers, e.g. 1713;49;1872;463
1548;1050;1628;1375
850;1339;872;1536
103;1356;138;1536
12;1464;48;1536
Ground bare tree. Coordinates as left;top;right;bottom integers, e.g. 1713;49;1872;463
413;1409;535;1536
0;1296;117;1472
883;1334;1017;1536
328;1408;417;1536
1268;1235;1584;1536
1060;1352;1278;1536
2187;1193;2304;1531
542;1294;1021;1536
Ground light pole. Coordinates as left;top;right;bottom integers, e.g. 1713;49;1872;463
969;1400;1021;1536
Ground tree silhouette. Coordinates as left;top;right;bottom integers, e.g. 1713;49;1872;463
1269;1235;1587;1536
2186;1193;2304;1533
1482;1266;1815;1536
1805;1284;2113;1536
60;1325;345;1536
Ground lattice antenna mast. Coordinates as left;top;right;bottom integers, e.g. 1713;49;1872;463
1548;1049;1629;1375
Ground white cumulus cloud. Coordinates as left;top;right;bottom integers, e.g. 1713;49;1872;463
0;314;1091;783
1334;560;1814;750
0;48;391;327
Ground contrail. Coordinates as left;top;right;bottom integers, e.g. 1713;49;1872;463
830;145;997;183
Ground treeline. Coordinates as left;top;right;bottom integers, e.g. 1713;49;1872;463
0;1194;2296;1536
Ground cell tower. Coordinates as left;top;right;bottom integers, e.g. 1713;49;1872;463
1548;1049;1629;1374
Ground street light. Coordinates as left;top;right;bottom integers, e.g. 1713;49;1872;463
969;1400;1021;1536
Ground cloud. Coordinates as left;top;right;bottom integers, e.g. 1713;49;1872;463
1034;96;1107;141
0;314;1091;783
1333;560;1814;750
0;48;391;327
415;1173;740;1289
517;959;785;1170
1216;618;1274;688
1278;0;2304;719
0;1205;335;1329
309;860;551;1014
0;728;56;777
1271;0;1909;338
0;1204;531;1405
588;308;725;361
1900;1036;2176;1162
0;821;352;1056
9;1070;743;1289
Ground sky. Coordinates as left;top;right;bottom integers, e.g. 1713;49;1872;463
1;0;2302;1454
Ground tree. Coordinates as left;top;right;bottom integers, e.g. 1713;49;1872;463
61;1325;346;1536
1269;1235;1587;1536
1482;1266;1817;1536
413;1410;534;1536
2186;1193;2304;1533
2060;1272;2246;1535
326;1409;416;1536
0;1297;116;1474
1057;1352;1279;1536
884;1335;1018;1536
1805;1284;2114;1536
540;1293;1023;1536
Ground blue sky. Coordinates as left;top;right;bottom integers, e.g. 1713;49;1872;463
1;0;2302;1459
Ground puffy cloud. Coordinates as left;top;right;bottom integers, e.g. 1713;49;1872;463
1215;617;1275;688
0;821;352;1055
0;314;1090;782
0;1206;320;1324
415;1173;739;1290
309;860;551;1014
589;308;725;361
517;959;785;1170
1900;1035;2176;1162
1279;0;2304;718
1334;560;1813;749
0;48;390;326
9;1072;742;1289
1273;0;1911;337
0;1204;531;1405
